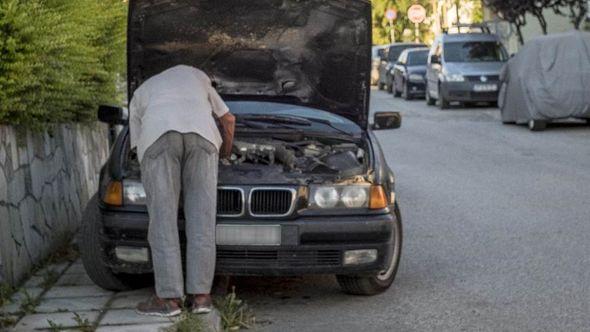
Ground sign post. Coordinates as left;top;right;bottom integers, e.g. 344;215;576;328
385;9;397;43
407;4;427;43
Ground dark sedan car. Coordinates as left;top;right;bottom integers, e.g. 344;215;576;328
377;43;426;93
392;48;430;100
80;0;404;296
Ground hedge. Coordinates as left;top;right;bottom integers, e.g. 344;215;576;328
0;0;127;127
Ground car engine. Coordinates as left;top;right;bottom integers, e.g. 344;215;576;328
229;138;366;177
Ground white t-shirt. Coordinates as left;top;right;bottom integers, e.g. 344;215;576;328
129;65;229;162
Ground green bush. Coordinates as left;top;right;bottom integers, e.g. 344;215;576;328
0;0;126;127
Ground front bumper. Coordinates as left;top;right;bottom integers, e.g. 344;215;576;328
407;81;426;95
100;210;397;276
440;81;500;102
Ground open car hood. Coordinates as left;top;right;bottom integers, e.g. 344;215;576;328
128;0;372;128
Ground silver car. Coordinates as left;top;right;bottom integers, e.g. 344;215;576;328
425;33;508;109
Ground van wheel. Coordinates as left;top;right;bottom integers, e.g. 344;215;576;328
378;82;385;91
402;83;412;100
336;203;402;296
80;195;151;291
425;84;436;106
528;120;547;131
438;88;450;110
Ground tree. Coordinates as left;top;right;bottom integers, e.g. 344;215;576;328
552;0;589;29
372;0;434;45
484;0;528;44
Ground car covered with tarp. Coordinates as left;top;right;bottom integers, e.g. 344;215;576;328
499;30;590;131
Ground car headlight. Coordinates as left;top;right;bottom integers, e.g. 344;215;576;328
309;184;387;209
312;186;340;208
123;180;147;205
341;186;368;208
445;73;465;82
408;74;424;82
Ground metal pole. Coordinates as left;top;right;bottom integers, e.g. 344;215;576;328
415;22;420;42
389;18;395;43
456;0;461;32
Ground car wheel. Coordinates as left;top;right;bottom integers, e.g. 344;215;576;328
378;82;385;91
387;81;393;93
402;83;412;100
438;83;450;110
336;203;403;296
425;84;436;106
80;195;152;291
393;81;401;98
528;120;547;131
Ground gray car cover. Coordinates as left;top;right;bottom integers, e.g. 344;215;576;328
499;30;590;123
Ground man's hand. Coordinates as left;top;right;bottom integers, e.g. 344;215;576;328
218;113;235;159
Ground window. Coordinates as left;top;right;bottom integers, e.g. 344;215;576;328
444;41;508;63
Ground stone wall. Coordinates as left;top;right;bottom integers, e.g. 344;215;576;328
0;124;109;286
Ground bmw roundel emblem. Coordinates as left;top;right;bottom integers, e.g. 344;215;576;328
480;76;488;82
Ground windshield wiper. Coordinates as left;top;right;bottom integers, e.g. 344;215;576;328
236;114;312;126
302;117;353;136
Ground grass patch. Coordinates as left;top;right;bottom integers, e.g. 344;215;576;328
0;282;14;307
1;315;17;329
166;312;207;332
47;319;65;332
215;287;255;331
19;290;41;314
72;312;93;332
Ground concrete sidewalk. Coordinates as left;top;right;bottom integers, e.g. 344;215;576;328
0;259;221;331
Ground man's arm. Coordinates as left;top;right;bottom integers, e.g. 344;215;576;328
217;113;235;159
207;82;234;159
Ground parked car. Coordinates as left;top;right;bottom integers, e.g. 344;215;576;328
425;33;508;109
499;30;590;131
81;0;404;296
392;47;430;100
378;43;426;92
372;45;391;86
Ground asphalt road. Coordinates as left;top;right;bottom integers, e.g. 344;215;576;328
236;90;590;331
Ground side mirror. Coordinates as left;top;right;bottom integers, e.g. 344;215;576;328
430;54;440;64
98;105;128;125
372;112;402;130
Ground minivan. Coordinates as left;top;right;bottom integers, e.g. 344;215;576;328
425;33;508;109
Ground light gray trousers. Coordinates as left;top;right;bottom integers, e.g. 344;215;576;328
140;131;218;298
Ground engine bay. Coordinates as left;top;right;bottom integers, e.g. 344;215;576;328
228;137;367;178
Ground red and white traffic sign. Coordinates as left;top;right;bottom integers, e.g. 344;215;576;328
385;8;397;21
407;4;427;24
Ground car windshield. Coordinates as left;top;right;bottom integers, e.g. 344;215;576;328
226;101;362;134
444;41;507;62
388;44;423;62
407;51;429;66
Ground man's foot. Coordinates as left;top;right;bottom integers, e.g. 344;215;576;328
187;294;213;314
136;295;182;317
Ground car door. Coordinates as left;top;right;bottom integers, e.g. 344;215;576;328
427;40;443;98
393;51;407;92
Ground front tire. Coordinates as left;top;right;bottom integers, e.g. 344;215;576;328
402;82;412;100
425;83;436;106
80;195;150;291
439;85;450;110
528;120;547;131
336;203;403;296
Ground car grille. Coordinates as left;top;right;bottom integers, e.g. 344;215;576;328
466;75;500;82
216;249;342;267
249;188;294;216
217;188;243;216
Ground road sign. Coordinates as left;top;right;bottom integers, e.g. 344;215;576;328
407;4;427;24
385;9;397;21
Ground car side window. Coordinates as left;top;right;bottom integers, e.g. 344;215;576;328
399;52;407;65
